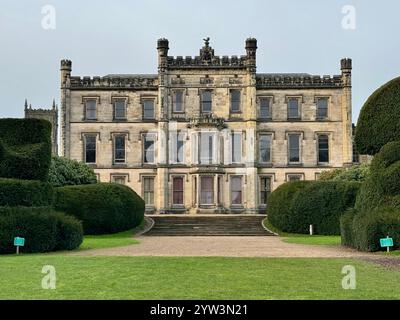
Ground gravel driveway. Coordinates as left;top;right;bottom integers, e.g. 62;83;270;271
72;236;376;258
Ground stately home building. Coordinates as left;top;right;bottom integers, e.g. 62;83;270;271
60;38;353;214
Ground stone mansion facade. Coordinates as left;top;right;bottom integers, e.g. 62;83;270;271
59;38;353;214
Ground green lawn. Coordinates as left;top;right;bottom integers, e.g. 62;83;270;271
79;230;139;251
283;236;341;246
0;256;399;299
263;217;341;246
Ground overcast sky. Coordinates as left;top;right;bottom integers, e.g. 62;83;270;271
1;0;399;122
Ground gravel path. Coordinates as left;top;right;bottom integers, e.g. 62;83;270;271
72;236;377;258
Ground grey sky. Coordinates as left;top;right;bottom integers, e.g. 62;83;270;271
1;0;399;122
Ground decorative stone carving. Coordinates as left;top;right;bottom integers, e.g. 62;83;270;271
256;74;343;89
187;113;226;130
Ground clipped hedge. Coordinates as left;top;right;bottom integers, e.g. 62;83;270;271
347;207;400;252
48;156;97;187
355;141;400;212
0;207;83;254
355;76;400;155
268;181;360;235
340;209;356;247
53;183;145;235
0;178;53;207
0;118;52;181
319;164;370;182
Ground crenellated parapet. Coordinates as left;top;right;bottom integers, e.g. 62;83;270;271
68;75;158;89
163;38;253;70
256;74;344;89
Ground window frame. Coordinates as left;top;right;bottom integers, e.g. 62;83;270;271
231;132;242;164
201;90;213;114
143;176;155;206
259;176;272;206
288;133;301;164
113;98;127;120
316;97;329;120
113;134;126;164
200;176;214;205
230;175;243;206
258;96;272;119
199;132;214;165
143;134;156;164
142;98;155;120
230;89;242;114
259;133;272;164
84;98;97;120
287;97;301;120
84;134;97;164
172;176;185;206
172;90;185;113
317;134;330;164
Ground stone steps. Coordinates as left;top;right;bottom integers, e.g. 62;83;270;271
143;215;275;236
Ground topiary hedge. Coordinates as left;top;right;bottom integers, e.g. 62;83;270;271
354;76;400;155
342;207;400;252
355;141;400;212
268;181;360;235
267;181;310;233
0;118;52;181
0;178;53;207
319;164;370;182
0;207;83;254
53;183;145;235
47;156;97;187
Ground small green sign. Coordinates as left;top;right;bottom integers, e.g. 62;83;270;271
14;237;25;247
380;238;393;248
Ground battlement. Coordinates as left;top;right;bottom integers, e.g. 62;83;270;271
68;75;158;89
166;55;248;69
256;74;344;89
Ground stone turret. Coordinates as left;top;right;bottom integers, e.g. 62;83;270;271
60;59;72;85
341;58;352;87
157;38;169;71
245;38;257;71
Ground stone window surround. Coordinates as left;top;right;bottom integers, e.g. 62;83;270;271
229;88;243;114
256;95;274;119
314;95;331;121
140;174;156;209
141;95;158;120
285;95;304;120
169;174;188;207
82;96;100;121
315;131;333;165
286;131;304;165
110;173;130;184
198;89;214;114
80;132;100;164
171;89;187;114
230;131;243;164
285;173;305;182
228;174;245;207
110;132;129;165
140;132;157;165
257;131;275;165
169;130;187;164
111;96;129;120
258;174;274;207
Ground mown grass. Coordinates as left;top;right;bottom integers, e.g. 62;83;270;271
263;217;341;246
79;230;139;250
0;256;399;299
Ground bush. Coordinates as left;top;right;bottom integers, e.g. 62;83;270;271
47;157;97;187
0;207;83;254
268;181;360;235
351;207;400;252
53;183;145;235
267;181;310;233
0;118;52;181
355;76;400;155
319;164;370;182
355;141;400;212
340;209;356;247
0;178;53;207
